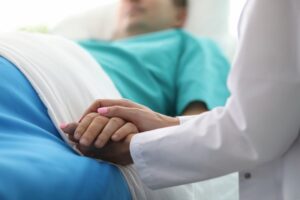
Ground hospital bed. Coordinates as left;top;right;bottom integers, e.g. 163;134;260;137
0;0;238;199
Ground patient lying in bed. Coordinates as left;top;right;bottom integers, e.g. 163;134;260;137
67;0;229;149
78;0;229;118
0;28;229;199
0;0;230;199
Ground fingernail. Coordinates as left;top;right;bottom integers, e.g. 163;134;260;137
80;138;88;146
95;140;103;148
112;135;118;140
97;107;108;115
60;123;68;129
74;132;80;140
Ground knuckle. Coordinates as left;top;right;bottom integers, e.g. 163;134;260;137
110;117;124;126
124;123;136;133
95;116;109;123
95;99;102;105
75;126;84;134
83;130;94;138
131;108;140;112
100;127;111;135
122;99;130;104
86;113;97;120
103;126;114;135
128;123;138;132
87;126;98;135
83;131;97;142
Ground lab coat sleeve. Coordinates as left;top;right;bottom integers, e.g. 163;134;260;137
130;0;300;189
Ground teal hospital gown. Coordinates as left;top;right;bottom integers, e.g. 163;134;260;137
78;29;230;116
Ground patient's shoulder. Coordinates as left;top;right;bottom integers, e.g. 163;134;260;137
179;30;216;46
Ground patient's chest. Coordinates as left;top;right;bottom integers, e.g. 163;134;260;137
78;30;184;116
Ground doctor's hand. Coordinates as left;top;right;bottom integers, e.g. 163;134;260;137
81;99;180;132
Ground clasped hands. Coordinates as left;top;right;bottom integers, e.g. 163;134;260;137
61;99;179;166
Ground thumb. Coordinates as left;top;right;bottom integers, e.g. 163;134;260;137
81;99;146;119
97;106;138;124
60;122;78;135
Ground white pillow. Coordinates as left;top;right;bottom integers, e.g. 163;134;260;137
52;0;235;59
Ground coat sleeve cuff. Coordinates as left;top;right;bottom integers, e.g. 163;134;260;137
129;134;155;188
178;115;196;124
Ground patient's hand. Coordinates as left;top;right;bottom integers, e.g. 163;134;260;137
60;99;179;165
61;113;138;148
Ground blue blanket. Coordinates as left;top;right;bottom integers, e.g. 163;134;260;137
0;57;131;200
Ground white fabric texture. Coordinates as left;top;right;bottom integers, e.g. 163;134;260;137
0;31;145;199
0;32;224;200
130;0;300;199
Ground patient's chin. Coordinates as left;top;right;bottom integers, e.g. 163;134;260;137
126;22;155;35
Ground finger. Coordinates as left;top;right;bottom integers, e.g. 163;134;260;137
81;99;146;119
67;133;78;142
97;106;140;125
100;99;146;109
93;137;134;166
80;116;109;147
112;122;138;142
74;113;98;140
75;144;91;156
76;144;103;159
94;117;126;148
60;122;78;135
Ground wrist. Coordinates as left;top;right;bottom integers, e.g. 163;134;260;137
163;115;180;128
122;134;135;165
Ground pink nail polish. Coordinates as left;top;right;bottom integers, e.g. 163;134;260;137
97;107;108;115
60;123;68;129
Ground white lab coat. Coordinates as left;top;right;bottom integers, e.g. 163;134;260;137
130;0;300;199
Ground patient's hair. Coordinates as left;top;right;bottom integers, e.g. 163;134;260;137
173;0;188;8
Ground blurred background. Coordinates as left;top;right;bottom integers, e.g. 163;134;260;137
0;0;246;38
